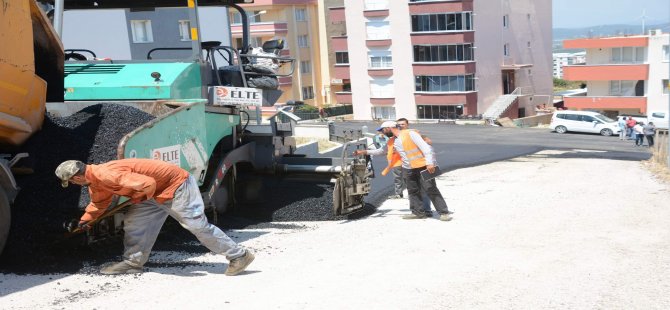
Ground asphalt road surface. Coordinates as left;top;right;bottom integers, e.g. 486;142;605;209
328;123;652;205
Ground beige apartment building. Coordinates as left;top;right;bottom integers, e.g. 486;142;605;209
237;0;325;106
323;0;553;121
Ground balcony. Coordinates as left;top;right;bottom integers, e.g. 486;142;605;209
334;65;350;79
331;36;348;50
231;22;288;37
368;68;393;77
366;39;392;47
334;92;352;104
329;7;345;23
564;96;647;113
370;98;395;105
414;92;478;105
564;36;649;49
363;9;389;18
413;62;475;75
563;64;649;81
278;76;292;86
408;1;473;14
411;32;474;45
241;0;318;6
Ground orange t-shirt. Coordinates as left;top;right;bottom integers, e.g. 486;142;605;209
80;158;189;222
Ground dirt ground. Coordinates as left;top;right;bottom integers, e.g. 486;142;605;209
2;150;670;309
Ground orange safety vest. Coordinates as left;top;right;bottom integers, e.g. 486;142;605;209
381;129;427;176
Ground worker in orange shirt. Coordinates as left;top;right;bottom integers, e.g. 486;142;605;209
55;158;254;276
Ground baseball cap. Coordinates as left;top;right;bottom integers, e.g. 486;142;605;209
55;160;85;188
376;120;397;131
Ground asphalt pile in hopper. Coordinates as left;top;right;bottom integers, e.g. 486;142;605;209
0;104;155;274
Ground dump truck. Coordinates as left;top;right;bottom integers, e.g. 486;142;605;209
0;0;64;255
0;0;371;255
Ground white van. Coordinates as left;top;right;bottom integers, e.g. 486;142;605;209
550;111;620;136
647;111;669;129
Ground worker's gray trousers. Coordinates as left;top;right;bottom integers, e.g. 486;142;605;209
122;175;245;267
392;166;406;196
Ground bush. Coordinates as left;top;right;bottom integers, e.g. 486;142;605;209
296;104;318;113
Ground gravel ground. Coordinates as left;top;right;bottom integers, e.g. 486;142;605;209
2;149;670;309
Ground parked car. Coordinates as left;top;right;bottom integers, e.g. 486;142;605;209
550;111;620;136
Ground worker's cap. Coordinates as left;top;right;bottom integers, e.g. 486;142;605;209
376;121;397;131
55;160;85;188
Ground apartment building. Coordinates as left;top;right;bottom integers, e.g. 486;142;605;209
562;30;669;117
325;0;553;121
237;0;323;106
553;52;586;78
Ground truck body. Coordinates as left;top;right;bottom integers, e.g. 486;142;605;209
0;0;371;254
0;0;64;255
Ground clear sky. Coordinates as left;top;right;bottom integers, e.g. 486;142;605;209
553;0;670;28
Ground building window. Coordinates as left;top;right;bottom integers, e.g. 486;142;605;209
411;12;473;32
297;35;309;47
178;20;191;41
417;105;463;120
663;80;669;95
232;11;263;24
364;0;388;10
302;86;314;100
611;47;638;63
366;19;390;40
335;52;349;64
503;14;509;28
300;60;311;74
663;45;669;61
368;50;392;68
342;82;352;92
415;75;475;92
609;80;636;96
371;106;396;120
295;8;307;21
370;78;394;97
413;44;474;62
503;43;510;56
130;20;153;43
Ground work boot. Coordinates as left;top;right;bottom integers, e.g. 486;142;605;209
225;250;255;276
402;214;427;220
100;261;143;275
439;214;453;221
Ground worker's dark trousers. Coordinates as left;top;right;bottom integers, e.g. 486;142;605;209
403;167;449;216
122;176;245;267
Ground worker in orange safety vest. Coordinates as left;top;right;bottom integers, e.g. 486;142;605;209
354;121;452;221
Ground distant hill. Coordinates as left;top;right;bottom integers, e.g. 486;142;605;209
553;22;669;53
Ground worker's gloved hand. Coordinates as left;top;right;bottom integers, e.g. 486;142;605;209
78;220;91;231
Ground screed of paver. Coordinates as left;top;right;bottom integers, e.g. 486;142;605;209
1;151;669;310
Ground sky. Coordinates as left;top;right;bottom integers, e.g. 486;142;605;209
553;0;670;28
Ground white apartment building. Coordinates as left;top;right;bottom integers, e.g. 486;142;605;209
326;0;553;120
553;52;586;78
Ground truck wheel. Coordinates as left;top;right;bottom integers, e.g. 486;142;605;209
0;188;10;256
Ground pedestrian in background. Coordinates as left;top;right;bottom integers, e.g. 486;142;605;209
55;158;255;276
618;117;627;140
633;122;645;146
643;122;656;147
626;117;637;140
